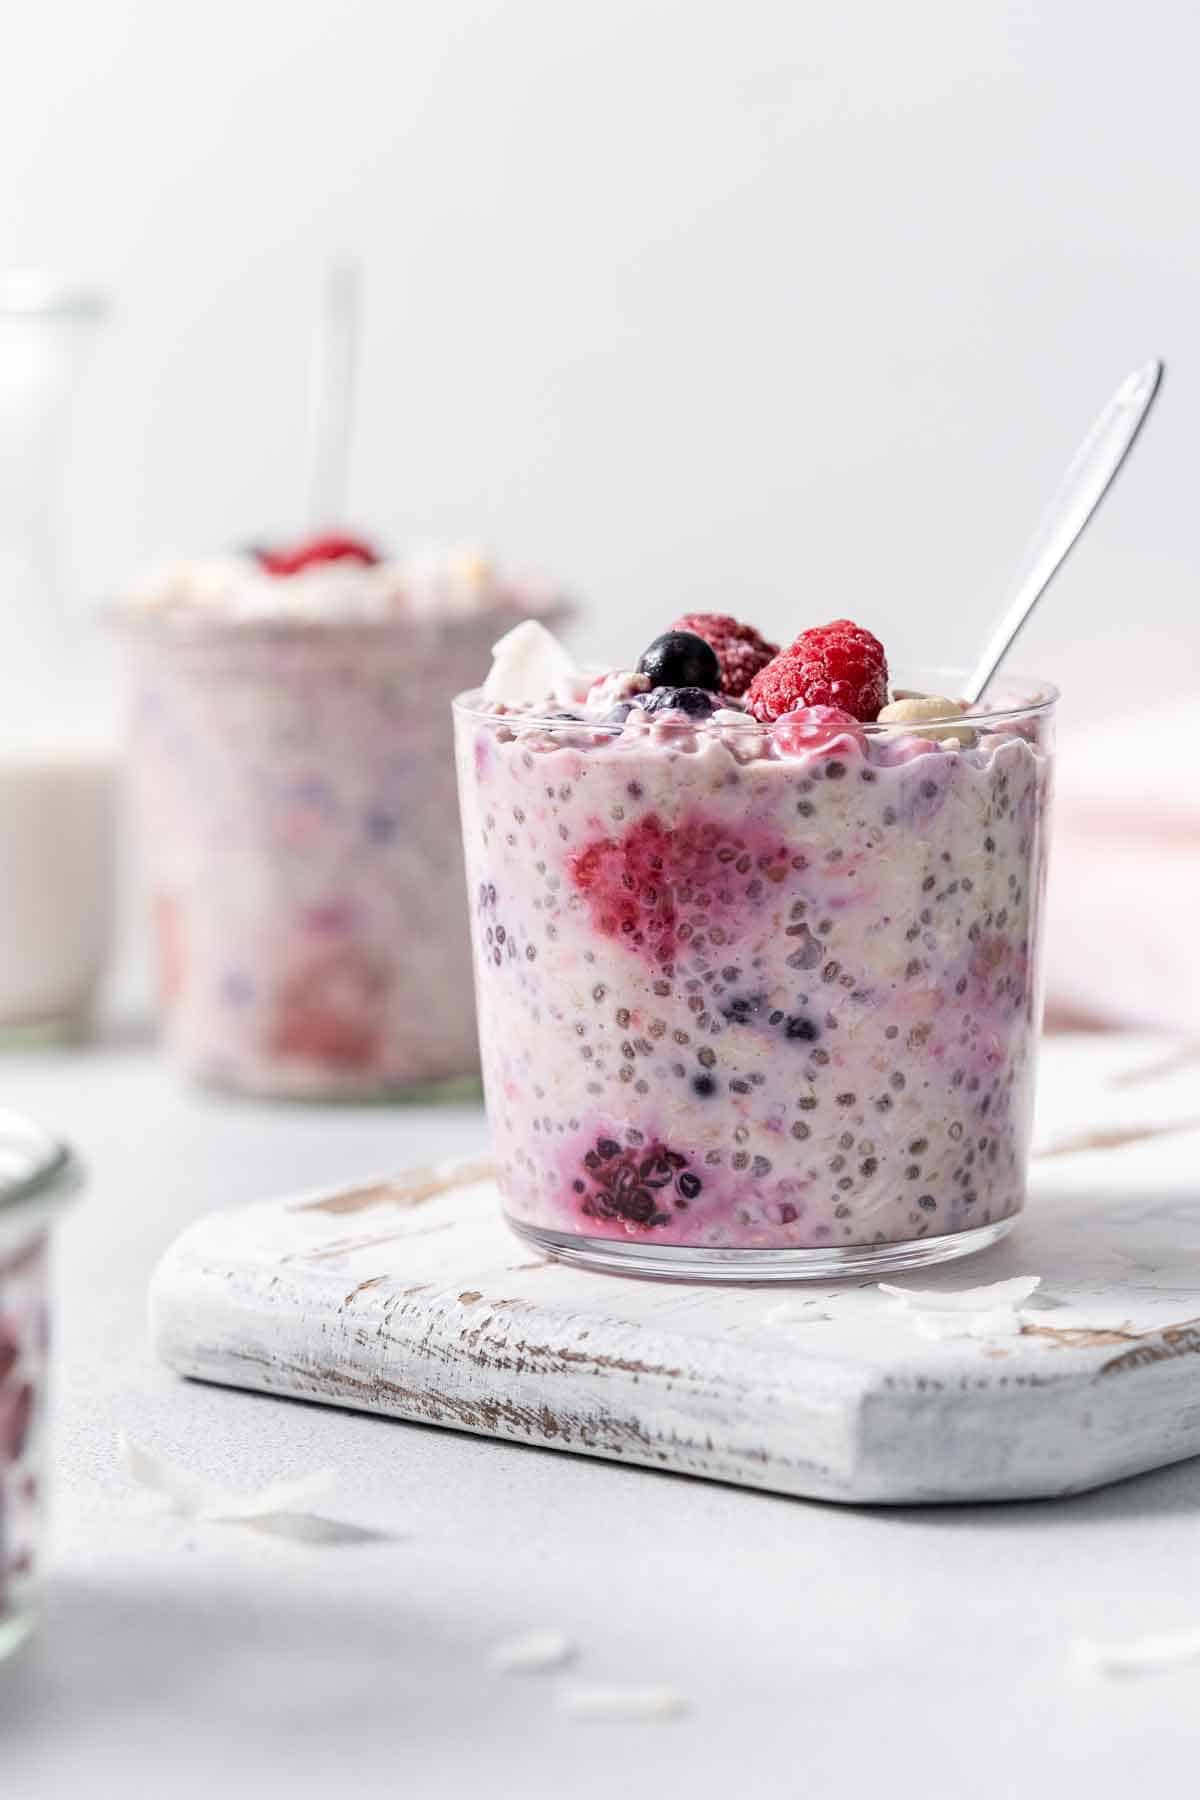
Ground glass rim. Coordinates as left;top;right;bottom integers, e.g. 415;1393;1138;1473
452;668;1059;735
0;1111;79;1225
103;594;574;642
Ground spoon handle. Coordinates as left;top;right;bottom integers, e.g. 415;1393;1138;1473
962;358;1164;704
304;258;362;532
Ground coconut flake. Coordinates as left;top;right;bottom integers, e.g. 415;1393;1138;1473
764;1299;832;1326
488;1628;576;1673
557;1682;688;1721
878;1275;1041;1340
907;1308;1026;1342
482;620;577;705
879;1276;1040;1312
121;1433;336;1525
1072;1627;1200;1676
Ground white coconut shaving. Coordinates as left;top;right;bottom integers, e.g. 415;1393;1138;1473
878;1275;1041;1340
119;1432;372;1541
482;619;577;705
764;1299;832;1326
557;1682;689;1722
1072;1626;1200;1676
488;1628;576;1674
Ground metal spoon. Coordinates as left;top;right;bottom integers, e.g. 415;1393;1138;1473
962;358;1164;703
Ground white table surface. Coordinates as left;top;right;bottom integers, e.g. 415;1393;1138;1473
3;1031;1200;1798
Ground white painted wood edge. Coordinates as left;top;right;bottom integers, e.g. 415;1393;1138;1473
148;1149;1200;1505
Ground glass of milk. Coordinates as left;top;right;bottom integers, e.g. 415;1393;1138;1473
0;274;114;1039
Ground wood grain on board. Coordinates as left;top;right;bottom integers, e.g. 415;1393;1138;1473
149;1037;1200;1504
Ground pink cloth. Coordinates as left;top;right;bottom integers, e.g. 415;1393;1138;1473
1045;705;1200;1033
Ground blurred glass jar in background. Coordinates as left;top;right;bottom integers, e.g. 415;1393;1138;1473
0;275;114;1041
0;1112;79;1660
116;547;570;1097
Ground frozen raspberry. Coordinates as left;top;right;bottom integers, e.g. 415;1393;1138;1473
268;948;388;1069
569;812;791;966
672;612;779;698
873;733;941;766
775;705;867;760
257;533;381;577
747;619;888;723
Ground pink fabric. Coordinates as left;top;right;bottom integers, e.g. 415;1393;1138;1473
1045;705;1200;1033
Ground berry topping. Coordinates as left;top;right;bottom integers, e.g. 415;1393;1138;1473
639;686;719;718
257;533;381;577
671;612;779;698
747;620;888;723
774;704;868;760
637;630;721;693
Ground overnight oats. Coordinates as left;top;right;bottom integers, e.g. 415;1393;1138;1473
0;1113;78;1657
119;535;569;1098
455;613;1055;1278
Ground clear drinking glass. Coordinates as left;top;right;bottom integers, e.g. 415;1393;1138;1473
454;673;1056;1280
0;273;114;1041
0;1112;79;1658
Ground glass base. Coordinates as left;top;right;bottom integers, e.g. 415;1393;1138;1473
507;1214;1018;1284
192;1067;484;1107
0;1009;92;1050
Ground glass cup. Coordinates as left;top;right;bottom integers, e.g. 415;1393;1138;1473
454;673;1056;1280
118;611;509;1098
0;274;114;1043
0;1112;79;1658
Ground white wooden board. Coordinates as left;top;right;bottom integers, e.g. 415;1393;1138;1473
149;1037;1200;1504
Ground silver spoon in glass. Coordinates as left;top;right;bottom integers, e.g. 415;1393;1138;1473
962;358;1164;704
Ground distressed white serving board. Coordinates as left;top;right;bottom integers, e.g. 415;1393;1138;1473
150;1037;1200;1504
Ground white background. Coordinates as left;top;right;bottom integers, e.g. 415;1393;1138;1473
1;0;1195;720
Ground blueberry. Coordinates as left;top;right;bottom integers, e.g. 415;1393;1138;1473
722;992;766;1025
721;995;819;1046
641;686;719;718
637;631;721;692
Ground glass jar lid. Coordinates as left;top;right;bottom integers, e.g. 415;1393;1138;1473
0;1110;78;1222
